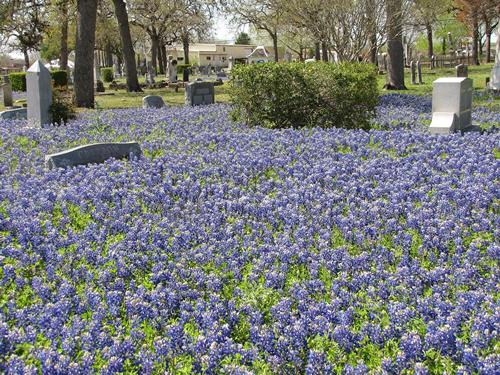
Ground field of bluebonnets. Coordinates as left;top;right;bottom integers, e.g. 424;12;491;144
0;94;499;374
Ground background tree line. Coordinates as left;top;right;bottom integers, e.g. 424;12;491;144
0;0;498;106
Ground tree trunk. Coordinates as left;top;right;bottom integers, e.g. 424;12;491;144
112;0;141;92
182;34;190;65
425;22;433;59
157;43;164;74
161;44;167;71
367;0;377;64
59;1;69;71
74;0;98;108
315;42;321;61
105;44;113;67
23;48;30;70
321;41;328;62
384;0;406;90
272;33;279;62
471;11;480;65
151;33;159;72
484;18;492;63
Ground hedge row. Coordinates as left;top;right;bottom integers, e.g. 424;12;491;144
8;70;69;92
229;62;379;130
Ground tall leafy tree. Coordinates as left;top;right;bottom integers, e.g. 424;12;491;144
0;0;48;69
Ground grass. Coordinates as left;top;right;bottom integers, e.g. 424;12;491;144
1;63;498;111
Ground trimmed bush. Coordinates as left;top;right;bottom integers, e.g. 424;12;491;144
229;62;378;130
8;71;69;91
51;70;68;87
9;73;26;92
101;67;114;83
177;64;191;74
50;88;76;126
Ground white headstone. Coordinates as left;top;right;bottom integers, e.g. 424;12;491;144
490;65;500;91
27;60;52;126
430;77;473;134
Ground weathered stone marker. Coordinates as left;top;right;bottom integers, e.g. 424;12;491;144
489;65;500;92
410;61;417;84
429;77;473;134
2;76;13;107
456;64;468;78
0;107;27;120
185;81;215;106
45;142;142;170
417;61;423;84
27;60;52;126
142;95;165;109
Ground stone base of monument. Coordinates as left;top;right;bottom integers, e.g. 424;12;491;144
0;107;28;120
461;125;482;134
429;112;457;134
45;142;142;170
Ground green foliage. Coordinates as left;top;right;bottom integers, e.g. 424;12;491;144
50;70;68;87
100;67;114;83
229;62;378;130
9;72;26;92
176;64;191;74
49;89;76;126
8;71;68;92
235;32;251;45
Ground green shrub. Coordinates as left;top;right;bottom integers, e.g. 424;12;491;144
229;62;378;130
100;67;114;83
9;70;69;91
50;89;76;126
51;70;68;87
9;73;27;92
177;64;191;74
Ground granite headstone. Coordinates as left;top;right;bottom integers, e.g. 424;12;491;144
45;142;142;170
142;95;165;109
185;81;215;106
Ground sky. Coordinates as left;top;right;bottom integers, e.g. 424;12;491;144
214;14;236;42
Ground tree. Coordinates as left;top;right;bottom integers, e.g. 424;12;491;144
412;0;451;58
0;0;48;69
384;0;407;89
74;0;98;108
128;0;183;72
225;0;283;61
112;0;141;91
235;31;251;44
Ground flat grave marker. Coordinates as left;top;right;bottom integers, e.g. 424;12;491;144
45;142;142;170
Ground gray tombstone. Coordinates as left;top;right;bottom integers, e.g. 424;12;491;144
27;60;52;126
142;95;165;109
429;77;473;134
417;61;423;84
410;61;417;84
185;81;215;106
0;107;27;120
45;142;142;170
2;76;13;107
489;65;500;92
216;72;228;79
456;64;468;78
146;61;155;84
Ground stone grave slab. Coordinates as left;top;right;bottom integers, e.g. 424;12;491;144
142;95;165;109
45;142;142;170
185;81;215;106
0;107;27;120
430;77;473;134
2;75;13;107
